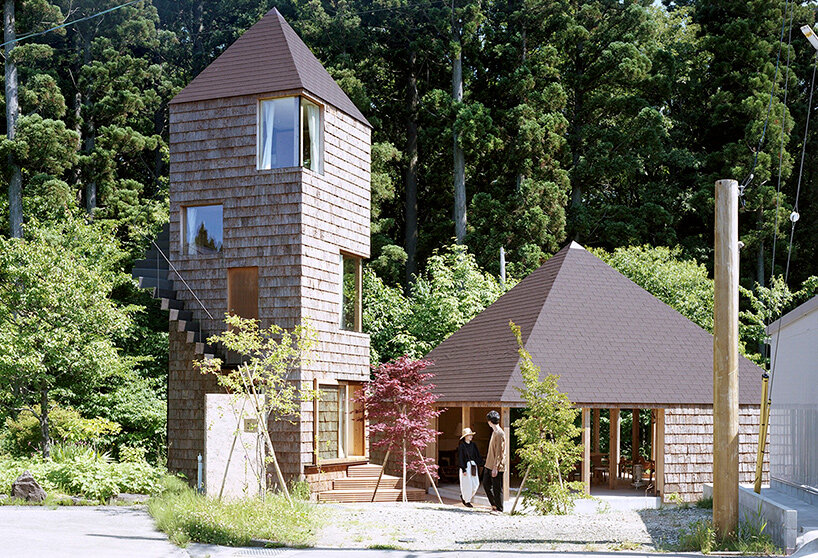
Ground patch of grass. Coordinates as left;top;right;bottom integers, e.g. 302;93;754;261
367;543;402;550
696;496;713;509
147;487;323;548
673;515;780;555
611;540;642;551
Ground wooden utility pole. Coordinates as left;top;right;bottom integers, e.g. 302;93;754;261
713;178;740;537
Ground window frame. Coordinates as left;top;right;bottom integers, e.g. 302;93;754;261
314;380;366;464
181;203;224;257
339;252;362;332
256;94;324;174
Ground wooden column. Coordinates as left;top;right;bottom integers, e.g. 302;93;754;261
502;407;511;505
656;408;665;498
713;178;739;537
650;411;656;461
593;409;600;453
582;408;591;494
632;409;640;461
609;408;620;489
461;406;469;434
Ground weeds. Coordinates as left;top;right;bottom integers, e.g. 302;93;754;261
674;512;780;555
696;496;713;509
147;487;323;547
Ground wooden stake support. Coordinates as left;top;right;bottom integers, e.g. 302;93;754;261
417;448;443;504
713;178;740;537
371;449;390;502
510;465;531;515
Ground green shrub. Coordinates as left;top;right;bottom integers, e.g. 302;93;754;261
51;442;112;464
289;479;311;501
696;496;714;509
119;445;147;463
3;405;120;456
675;515;780;555
0;455;169;502
148;488;322;547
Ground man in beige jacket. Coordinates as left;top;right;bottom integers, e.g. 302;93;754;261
482;410;505;512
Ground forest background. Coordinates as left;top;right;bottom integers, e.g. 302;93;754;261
1;0;817;462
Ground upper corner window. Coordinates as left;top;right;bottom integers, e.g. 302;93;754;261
301;99;323;173
257;96;322;173
184;205;223;256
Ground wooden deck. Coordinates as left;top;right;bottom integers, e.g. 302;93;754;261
317;463;426;503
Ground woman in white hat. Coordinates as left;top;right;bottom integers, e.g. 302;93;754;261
457;427;484;507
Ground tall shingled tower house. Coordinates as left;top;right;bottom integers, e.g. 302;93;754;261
134;8;371;489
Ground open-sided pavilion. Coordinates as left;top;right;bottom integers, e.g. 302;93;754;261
424;242;766;503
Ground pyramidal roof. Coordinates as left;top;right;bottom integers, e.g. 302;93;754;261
170;8;369;126
425;242;762;406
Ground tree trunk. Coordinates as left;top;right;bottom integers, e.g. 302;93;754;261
4;0;22;238
756;205;766;356
192;0;206;75
404;50;419;286
39;383;51;459
452;19;466;244
568;41;585;241
80;34;96;215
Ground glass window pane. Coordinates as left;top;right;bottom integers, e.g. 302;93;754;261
341;255;360;331
302;100;321;172
318;386;342;460
185;205;223;255
258;97;299;169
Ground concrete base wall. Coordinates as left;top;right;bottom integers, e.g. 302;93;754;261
204;394;264;499
773;477;818;508
703;483;797;553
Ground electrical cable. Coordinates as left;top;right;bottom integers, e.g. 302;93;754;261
741;0;792;196
767;51;816;399
0;0;142;50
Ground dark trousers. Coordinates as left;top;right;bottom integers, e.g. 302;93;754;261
482;468;503;511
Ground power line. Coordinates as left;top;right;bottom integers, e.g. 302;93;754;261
0;0;142;50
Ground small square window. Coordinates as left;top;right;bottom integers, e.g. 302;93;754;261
184;205;223;255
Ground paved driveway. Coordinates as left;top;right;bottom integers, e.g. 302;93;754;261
0;506;186;558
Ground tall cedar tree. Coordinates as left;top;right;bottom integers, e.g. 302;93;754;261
356;356;442;502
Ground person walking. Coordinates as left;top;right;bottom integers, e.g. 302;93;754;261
457;427;483;507
482;410;505;512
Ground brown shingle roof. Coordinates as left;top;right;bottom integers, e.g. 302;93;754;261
425;242;763;406
170;8;370;126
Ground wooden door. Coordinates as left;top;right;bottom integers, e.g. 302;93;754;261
228;267;259;320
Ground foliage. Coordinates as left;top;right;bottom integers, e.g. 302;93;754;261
147;487;321;547
593;245;715;332
511;321;584;514
674;514;778;555
356;356;442;500
0;221;136;458
3;405;120;457
364;244;511;364
196;314;316;503
0;454;169;502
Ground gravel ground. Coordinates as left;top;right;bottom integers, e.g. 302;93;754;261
316;502;711;552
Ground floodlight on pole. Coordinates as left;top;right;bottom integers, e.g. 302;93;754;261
801;25;818;51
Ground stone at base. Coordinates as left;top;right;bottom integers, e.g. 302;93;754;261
11;471;47;502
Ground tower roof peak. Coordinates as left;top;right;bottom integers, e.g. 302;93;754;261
171;7;369;126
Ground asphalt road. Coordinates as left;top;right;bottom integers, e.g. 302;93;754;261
0;505;775;558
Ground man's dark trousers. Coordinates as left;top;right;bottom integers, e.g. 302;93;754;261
482;468;503;511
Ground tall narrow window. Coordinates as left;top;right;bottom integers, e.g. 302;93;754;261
227;267;259;320
340;254;362;332
301;99;322;173
318;385;346;460
184;205;223;255
258;97;299;169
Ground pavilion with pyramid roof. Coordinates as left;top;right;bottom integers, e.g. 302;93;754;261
424;242;767;503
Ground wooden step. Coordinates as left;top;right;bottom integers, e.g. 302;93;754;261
317;487;426;503
333;475;402;490
347;464;384;477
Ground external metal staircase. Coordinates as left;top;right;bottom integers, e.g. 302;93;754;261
131;223;217;360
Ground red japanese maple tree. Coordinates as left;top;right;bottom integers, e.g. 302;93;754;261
357;356;442;502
